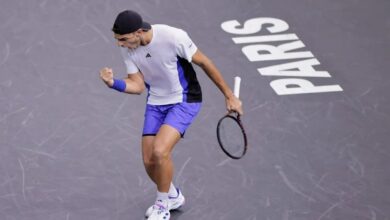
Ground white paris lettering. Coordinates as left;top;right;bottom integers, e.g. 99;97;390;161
221;17;343;95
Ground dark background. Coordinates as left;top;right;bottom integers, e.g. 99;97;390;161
1;0;389;219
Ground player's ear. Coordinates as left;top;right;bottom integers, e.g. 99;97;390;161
135;29;143;35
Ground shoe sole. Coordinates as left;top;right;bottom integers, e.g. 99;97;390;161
145;197;185;218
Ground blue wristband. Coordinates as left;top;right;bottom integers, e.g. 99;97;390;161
111;79;126;92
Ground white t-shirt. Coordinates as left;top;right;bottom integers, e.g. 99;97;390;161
120;24;202;105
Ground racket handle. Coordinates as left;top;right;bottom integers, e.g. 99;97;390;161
234;76;241;98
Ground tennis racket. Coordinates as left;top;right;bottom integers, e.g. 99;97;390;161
216;76;248;159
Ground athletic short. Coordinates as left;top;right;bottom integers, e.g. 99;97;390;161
142;102;202;137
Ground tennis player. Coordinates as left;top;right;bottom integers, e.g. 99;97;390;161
99;10;243;220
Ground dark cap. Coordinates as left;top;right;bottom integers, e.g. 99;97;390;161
112;10;151;35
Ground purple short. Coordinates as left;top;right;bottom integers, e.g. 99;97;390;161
142;102;202;137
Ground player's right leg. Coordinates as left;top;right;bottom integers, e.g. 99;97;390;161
142;105;185;218
142;136;157;183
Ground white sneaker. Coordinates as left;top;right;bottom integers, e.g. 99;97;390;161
147;200;170;220
145;188;185;218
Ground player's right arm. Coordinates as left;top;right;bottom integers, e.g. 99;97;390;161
100;67;145;95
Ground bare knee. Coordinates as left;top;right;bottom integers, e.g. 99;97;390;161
150;145;170;166
143;156;153;168
142;136;155;168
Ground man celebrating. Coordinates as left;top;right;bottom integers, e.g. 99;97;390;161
100;10;243;220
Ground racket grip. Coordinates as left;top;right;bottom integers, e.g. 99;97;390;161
234;76;241;98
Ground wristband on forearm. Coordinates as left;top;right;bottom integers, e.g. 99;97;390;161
111;79;126;92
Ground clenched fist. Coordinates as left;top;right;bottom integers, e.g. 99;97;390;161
100;67;114;87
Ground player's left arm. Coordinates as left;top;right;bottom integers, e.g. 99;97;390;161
192;49;243;115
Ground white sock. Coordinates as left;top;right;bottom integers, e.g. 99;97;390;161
156;191;169;202
168;182;178;197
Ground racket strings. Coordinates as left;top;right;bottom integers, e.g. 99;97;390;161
218;116;246;158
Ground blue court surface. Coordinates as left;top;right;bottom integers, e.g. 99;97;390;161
1;0;389;219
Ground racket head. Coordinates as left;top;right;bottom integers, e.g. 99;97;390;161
216;113;248;159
